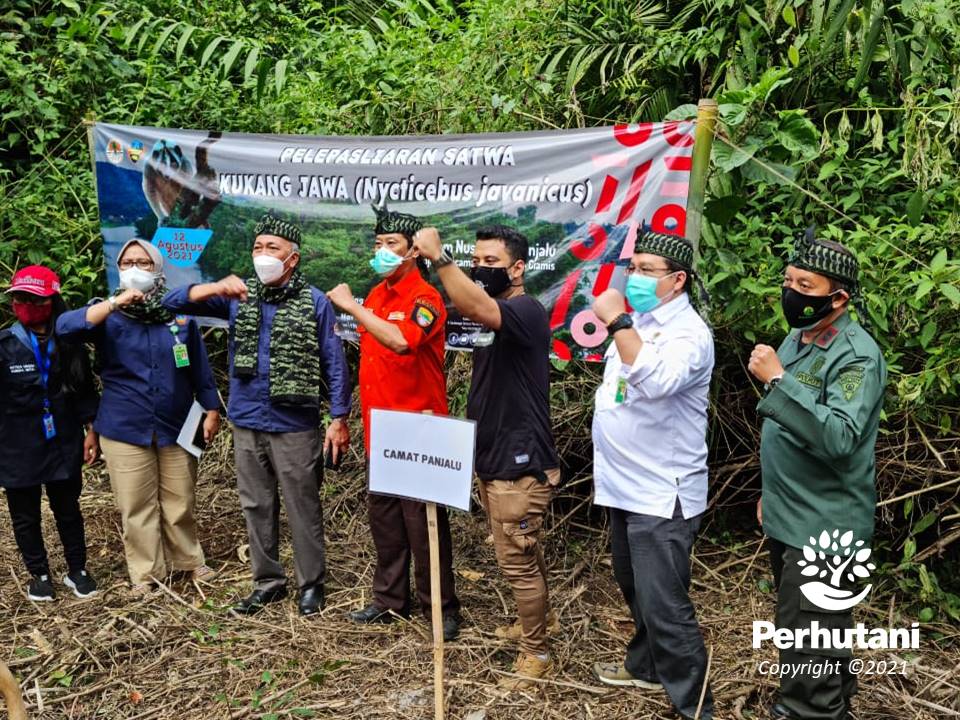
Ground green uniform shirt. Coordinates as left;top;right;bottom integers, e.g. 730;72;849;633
758;311;886;550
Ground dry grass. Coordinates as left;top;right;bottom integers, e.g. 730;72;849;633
2;428;958;720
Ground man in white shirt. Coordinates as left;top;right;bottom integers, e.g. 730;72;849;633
590;231;714;720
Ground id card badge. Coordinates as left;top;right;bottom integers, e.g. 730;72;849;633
614;377;628;404
42;411;57;440
173;343;190;368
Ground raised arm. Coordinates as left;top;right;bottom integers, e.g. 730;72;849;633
326;284;411;354
162;275;246;320
413;227;503;329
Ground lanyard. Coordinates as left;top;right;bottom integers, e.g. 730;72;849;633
28;330;53;403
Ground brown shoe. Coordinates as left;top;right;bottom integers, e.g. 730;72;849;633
498;652;554;691
192;564;219;583
495;610;560;641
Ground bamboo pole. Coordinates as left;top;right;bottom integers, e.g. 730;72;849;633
426;501;445;720
686;99;719;258
0;660;28;720
82;111;98;186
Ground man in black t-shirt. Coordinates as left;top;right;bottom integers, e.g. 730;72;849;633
415;225;560;690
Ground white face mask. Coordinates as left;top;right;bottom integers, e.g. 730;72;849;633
253;254;288;284
118;267;157;293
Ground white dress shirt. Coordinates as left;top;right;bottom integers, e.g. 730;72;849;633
592;293;715;519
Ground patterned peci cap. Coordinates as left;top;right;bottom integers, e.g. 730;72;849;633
634;230;694;270
373;202;423;237
254;213;302;247
788;226;859;287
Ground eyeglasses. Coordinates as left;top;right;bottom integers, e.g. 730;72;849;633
624;265;672;278
118;259;155;271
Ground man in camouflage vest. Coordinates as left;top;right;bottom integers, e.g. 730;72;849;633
748;228;886;720
164;214;352;617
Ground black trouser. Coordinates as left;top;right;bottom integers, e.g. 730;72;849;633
367;493;460;620
769;538;858;720
4;473;87;577
610;500;713;719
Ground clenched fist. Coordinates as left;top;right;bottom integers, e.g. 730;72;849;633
412;227;443;261
592;289;628;325
215;275;249;302
748;344;785;384
326;283;358;313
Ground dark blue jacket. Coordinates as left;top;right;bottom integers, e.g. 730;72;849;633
0;323;98;488
56;305;220;447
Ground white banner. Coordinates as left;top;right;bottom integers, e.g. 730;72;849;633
368;410;476;511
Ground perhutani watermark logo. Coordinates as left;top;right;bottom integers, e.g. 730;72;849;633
798;529;876;611
753;529;920;652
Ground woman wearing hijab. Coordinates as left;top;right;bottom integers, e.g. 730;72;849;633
1;265;99;600
57;239;222;596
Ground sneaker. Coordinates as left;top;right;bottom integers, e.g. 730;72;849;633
28;574;55;601
498;652;554;691
128;583;159;600
63;569;98;599
495;609;560;641
192;564;219;582
593;662;662;689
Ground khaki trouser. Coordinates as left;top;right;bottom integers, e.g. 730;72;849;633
478;469;559;656
100;436;205;585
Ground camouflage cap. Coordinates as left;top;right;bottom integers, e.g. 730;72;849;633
634;230;694;270
254;213;302;247
373;202;423;237
788;226;859;287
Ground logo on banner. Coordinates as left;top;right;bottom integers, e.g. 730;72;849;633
127;139;145;163
798;529;876;611
151;227;214;267
106;139;124;164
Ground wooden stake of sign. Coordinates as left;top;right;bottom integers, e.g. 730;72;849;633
426;501;445;720
418;408;445;720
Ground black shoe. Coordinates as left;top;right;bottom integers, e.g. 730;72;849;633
63;569;98;599
348;603;394;624
232;587;288;615
442;614;461;641
28;574;55;601
770;703;798;720
298;585;324;616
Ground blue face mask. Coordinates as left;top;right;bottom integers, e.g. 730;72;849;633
625;272;675;313
369;247;405;277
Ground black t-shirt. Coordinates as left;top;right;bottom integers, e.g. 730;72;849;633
467;294;559;480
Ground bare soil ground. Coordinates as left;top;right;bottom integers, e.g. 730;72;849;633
2;450;957;720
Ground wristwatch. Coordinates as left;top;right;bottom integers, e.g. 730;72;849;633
107;296;118;312
606;312;633;334
432;249;454;270
768;374;784;389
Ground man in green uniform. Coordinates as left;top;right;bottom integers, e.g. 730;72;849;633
748;228;886;720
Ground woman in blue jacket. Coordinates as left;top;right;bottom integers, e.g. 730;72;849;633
1;265;99;601
57;239;222;597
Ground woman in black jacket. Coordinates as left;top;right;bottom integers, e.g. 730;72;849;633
1;265;99;600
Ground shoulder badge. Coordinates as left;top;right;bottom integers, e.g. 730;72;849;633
412;299;439;333
837;366;865;401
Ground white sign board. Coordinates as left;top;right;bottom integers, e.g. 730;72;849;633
369;409;476;511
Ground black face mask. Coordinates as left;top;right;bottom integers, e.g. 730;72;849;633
471;265;513;297
781;287;838;329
